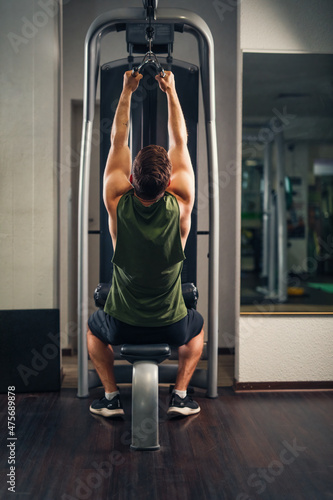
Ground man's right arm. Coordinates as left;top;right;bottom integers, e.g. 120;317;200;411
155;72;195;244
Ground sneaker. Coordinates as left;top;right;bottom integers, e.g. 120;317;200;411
167;393;201;417
89;394;125;418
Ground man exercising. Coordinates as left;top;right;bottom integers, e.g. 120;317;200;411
87;70;204;418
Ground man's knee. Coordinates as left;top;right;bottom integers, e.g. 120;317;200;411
195;327;205;344
182;328;204;351
87;326;95;343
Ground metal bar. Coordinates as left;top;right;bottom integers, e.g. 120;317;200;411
184;24;219;398
206;120;219;398
275;131;288;302
78;8;219;398
262;142;272;279
268;193;277;297
77;120;92;397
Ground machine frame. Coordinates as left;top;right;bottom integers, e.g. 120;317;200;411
77;7;219;398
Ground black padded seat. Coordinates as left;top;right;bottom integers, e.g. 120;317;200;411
120;343;171;364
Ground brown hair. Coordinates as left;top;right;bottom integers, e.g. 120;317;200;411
132;145;171;200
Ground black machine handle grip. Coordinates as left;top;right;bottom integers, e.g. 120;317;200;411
132;55;165;78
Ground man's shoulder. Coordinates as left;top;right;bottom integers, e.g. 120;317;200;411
106;186;133;211
165;188;192;212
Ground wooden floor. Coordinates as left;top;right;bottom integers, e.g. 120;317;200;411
1;387;332;499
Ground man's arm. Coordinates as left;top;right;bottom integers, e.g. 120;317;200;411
103;71;142;242
155;72;195;244
155;72;195;206
103;70;142;205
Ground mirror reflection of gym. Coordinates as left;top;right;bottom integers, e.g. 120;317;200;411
241;53;333;313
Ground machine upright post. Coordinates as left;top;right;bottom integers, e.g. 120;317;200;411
77;9;143;398
77;25;103;397
77;120;92;397
184;23;219;398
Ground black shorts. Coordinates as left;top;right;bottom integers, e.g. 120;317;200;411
88;309;204;347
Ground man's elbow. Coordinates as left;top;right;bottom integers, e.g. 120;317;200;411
102;183;109;208
170;136;188;148
109;139;130;155
110;132;128;149
110;137;122;149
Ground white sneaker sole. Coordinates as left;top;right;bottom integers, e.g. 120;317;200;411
167;406;201;417
89;406;125;418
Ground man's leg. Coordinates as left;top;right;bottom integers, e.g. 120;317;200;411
87;327;124;417
87;327;118;393
168;327;204;417
175;327;204;391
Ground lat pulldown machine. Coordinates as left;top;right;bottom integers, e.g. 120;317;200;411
77;1;219;399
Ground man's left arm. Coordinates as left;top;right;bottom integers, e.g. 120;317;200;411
103;71;142;241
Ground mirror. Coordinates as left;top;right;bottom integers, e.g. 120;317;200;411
241;53;333;313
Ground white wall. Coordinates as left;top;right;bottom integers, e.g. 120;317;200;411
0;1;59;310
236;0;333;383
240;0;333;53
60;0;238;348
238;315;333;382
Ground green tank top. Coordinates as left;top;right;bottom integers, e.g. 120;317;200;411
104;189;187;327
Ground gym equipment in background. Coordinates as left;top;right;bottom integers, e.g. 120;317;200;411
242;128;288;302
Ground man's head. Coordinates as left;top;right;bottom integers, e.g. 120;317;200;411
131;145;171;200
